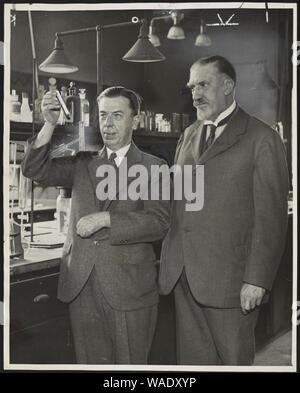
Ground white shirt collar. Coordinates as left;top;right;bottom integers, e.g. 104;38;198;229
106;143;131;160
204;100;237;127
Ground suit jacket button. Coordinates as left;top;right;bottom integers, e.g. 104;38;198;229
94;240;100;246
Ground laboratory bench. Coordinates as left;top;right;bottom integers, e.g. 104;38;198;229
9;222;75;364
9;214;293;365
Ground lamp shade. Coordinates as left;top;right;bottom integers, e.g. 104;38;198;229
39;37;79;74
148;25;161;47
195;23;211;46
123;21;165;62
167;10;185;40
167;25;185;40
251;62;279;90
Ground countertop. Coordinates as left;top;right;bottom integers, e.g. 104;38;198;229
10;221;65;276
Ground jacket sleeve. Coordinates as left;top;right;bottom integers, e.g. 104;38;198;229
243;131;289;291
109;160;171;244
21;135;76;188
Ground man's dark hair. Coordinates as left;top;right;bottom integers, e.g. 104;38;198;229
192;56;236;84
97;86;142;115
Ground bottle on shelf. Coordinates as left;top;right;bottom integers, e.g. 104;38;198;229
139;111;146;130
145;111;155;132
155;113;164;132
10;89;21;122
162;118;171;133
79;88;90;126
66;82;81;125
20;92;32;123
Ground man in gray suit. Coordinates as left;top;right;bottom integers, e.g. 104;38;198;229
159;56;289;365
22;86;170;364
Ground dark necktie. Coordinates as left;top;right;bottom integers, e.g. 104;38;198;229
198;124;217;157
198;109;236;158
108;152;118;169
203;124;217;152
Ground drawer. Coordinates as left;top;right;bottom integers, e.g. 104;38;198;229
32;210;55;223
10;271;68;333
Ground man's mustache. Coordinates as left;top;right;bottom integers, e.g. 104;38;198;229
193;99;208;106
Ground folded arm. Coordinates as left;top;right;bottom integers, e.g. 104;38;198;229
76;162;171;244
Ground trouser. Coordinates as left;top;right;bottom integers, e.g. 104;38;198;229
174;270;259;365
69;268;158;364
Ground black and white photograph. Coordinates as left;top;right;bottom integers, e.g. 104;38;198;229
2;2;298;372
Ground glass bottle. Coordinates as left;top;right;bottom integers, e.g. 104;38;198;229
79;88;90;126
155;113;164;132
147;111;155;132
10;89;21;122
20;92;32;123
139;111;146;130
56;187;71;234
66;82;81;125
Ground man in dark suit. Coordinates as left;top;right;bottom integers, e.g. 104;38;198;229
22;86;170;364
159;56;289;365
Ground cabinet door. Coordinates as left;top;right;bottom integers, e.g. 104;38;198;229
10;270;76;364
10;316;75;364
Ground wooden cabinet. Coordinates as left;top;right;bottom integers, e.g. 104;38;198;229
10;266;76;364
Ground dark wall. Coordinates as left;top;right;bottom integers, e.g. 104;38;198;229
10;9;149;126
10;10;145;89
142;9;291;126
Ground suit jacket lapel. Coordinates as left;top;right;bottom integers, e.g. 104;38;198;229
190;121;204;163
198;107;249;165
102;142;142;211
176;120;202;165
